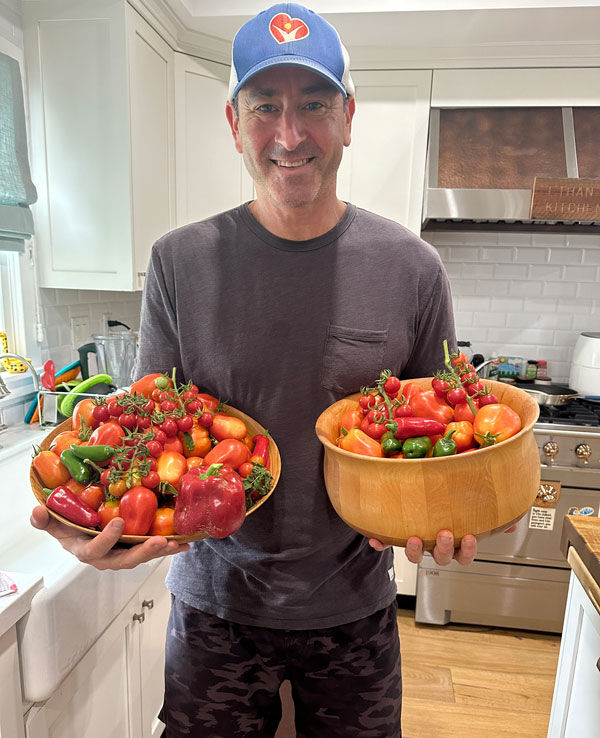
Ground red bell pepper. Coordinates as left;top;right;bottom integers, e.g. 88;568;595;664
173;463;246;538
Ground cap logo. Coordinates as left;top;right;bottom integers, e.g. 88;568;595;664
269;13;309;44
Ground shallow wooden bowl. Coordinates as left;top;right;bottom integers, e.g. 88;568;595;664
315;378;540;549
31;404;281;544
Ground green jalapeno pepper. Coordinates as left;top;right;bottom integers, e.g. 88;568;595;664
381;432;403;456
433;430;457;457
70;443;115;462
402;436;432;459
60;448;91;484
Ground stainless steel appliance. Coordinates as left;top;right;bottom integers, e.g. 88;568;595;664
415;399;600;633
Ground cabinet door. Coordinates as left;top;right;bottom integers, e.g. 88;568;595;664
25;603;140;738
127;5;176;290
138;559;171;738
24;0;134;291
548;570;600;738
174;53;253;227
337;70;432;235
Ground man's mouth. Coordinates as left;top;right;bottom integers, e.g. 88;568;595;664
272;157;314;168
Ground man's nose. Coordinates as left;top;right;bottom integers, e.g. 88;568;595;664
274;110;307;151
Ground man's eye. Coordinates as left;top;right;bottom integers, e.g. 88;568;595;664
256;104;276;113
305;101;325;112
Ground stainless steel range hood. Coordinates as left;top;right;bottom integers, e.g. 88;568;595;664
422;107;600;230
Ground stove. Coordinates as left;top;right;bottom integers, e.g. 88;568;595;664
415;397;600;633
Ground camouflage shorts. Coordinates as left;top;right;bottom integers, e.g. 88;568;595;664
162;597;402;738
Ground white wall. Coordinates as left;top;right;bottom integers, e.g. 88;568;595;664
429;230;600;383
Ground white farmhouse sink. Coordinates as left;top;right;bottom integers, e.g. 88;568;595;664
0;434;166;702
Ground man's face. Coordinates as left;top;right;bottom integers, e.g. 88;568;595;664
226;66;354;211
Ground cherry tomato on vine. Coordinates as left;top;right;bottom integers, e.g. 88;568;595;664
145;439;164;457
107;400;122;417
446;386;467;406
478;392;499;407
160;417;179;437
176;415;194;432
119;412;137;430
383;375;401;397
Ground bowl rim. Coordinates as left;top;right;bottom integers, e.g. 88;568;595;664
315;378;540;464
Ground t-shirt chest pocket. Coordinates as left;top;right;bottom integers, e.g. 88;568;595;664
321;324;388;395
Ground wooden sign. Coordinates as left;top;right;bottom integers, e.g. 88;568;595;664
530;177;600;221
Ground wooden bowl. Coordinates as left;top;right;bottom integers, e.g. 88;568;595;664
315;378;540;549
31;404;281;544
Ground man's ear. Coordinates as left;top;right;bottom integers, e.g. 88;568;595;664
225;100;243;154
344;96;355;147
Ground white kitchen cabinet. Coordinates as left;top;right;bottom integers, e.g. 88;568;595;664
174;53;253;227
432;67;600;107
393;547;417;596
24;0;176;291
547;549;600;738
24;558;171;738
337;70;432;236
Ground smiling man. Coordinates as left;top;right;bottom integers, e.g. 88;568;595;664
31;4;476;736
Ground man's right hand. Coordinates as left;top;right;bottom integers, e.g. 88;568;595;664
30;505;190;571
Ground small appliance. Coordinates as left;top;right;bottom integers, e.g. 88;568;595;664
569;332;600;398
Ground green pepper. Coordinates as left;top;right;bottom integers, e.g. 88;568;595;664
402;436;432;459
433;430;457;457
60;448;91;484
381;431;403;456
69;443;115;462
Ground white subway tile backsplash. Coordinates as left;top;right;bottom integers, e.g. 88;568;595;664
522;298;558;313
476;280;510;296
456;296;493;312
583;250;600;265
549;248;584;265
463;263;495;278
509;281;543;297
564;266;599;283
447;247;482;262
481;247;514;263
450;279;478;295
494;264;529;279
576;283;600;299
514;247;549;264
490;297;525;312
473;311;506;328
542;281;577;297
531;233;568;247
529;265;564;282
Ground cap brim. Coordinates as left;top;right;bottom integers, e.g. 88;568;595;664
230;56;348;101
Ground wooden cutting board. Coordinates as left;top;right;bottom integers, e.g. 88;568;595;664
561;516;600;587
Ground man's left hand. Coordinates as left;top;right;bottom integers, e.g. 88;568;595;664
369;530;477;566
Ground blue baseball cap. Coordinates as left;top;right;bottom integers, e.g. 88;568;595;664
228;3;355;101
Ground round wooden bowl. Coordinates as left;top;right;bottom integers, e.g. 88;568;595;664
315;378;540;549
31;404;281;544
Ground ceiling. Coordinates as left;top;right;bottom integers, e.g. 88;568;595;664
161;1;600;50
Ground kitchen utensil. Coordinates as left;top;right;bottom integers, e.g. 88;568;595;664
513;381;579;406
30;403;281;544
40;360;55;391
315;378;540;549
569;332;600;398
78;331;138;389
24;360;82;424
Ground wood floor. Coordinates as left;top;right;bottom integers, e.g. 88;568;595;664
398;607;562;738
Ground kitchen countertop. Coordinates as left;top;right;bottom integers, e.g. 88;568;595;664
561;516;600;612
0;571;43;636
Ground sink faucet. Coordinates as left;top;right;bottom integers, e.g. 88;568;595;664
474;358;498;374
0;353;40;433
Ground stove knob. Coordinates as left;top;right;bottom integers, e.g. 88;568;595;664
543;441;559;463
575;443;592;464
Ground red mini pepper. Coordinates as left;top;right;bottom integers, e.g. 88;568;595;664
388;417;446;440
44;485;101;528
119;486;158;535
251;434;270;470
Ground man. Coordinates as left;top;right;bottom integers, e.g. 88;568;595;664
32;4;477;736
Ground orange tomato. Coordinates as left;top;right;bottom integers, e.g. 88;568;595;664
186;456;204;471
337;428;383;457
163;436;184;454
444;421;475;453
210;413;247;442
33;450;71;488
149;507;175;536
108;478;128;498
75;483;105;510
197;393;219;414
98;500;120;529
156;451;187;489
340;407;364;433
203;439;250;470
50;431;82;457
179;426;211;458
72;398;98;432
473;404;521;446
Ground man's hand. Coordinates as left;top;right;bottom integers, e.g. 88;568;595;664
369;529;477;566
31;505;189;571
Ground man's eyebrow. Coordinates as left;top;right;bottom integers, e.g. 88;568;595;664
300;82;337;96
244;82;337;100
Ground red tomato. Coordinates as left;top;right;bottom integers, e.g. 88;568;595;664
72;398;98;432
119;486;158;535
33;450;71;488
197;393;219;414
473;404;521;446
383;375;401;396
75;483;105;511
203;439;250;470
409;390;454;425
210;413;248;442
453;400;478;424
163;435;184;454
129;373;171;399
88;420;125;447
186;456;205;471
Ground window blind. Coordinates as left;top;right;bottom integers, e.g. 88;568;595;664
0;51;37;252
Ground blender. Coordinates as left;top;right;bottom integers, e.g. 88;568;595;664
78;321;139;389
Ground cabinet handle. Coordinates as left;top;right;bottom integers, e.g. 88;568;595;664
142;599;154;610
133;612;145;623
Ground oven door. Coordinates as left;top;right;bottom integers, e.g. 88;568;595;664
475;466;600;567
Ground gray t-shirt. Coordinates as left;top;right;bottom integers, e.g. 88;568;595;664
134;202;456;629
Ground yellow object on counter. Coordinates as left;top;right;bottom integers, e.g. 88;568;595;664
0;331;31;372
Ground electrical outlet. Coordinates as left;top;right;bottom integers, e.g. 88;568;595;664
70;316;90;347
